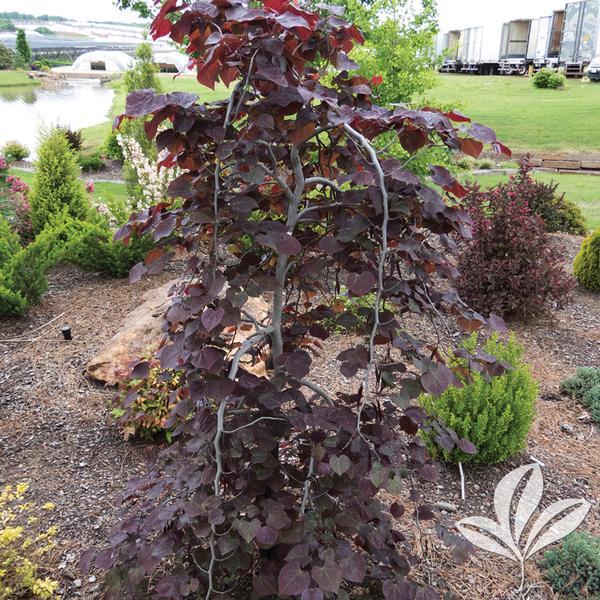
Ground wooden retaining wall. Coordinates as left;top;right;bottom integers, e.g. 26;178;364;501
526;153;600;175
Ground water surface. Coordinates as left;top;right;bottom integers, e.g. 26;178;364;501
0;79;115;158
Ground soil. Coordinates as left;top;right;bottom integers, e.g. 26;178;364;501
0;235;598;599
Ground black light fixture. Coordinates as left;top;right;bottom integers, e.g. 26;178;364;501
61;326;73;341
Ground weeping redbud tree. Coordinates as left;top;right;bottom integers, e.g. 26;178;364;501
84;0;511;597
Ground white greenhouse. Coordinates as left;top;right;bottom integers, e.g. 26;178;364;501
72;51;135;73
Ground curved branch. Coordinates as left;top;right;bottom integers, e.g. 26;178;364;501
342;123;390;433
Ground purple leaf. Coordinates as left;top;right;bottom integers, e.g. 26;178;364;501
421;365;454;397
201;307;225;332
347;271;375;296
311;559;343;594
302;589;324;600
278;562;311;596
277;350;312;380
129;261;147;283
457;438;477;455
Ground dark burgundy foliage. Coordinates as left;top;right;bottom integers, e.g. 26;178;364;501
86;0;512;597
457;176;575;319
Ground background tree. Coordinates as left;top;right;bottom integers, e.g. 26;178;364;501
0;42;15;70
114;0;154;18
336;0;440;105
15;29;31;68
83;1;511;598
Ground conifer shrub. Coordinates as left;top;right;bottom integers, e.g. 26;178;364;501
541;532;600;599
63;217;153;278
0;223;65;317
29;129;89;235
0;483;58;600
574;228;600;291
561;367;600;423
420;334;537;464
0;214;20;268
457;178;574;318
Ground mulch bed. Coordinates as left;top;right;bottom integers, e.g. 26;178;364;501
0;235;598;599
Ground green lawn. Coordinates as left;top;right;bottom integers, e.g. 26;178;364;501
10;168;128;206
81;73;230;153
0;70;39;88
422;75;600;153
466;171;600;230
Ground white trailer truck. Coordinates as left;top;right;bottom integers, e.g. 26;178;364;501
560;0;600;75
437;3;568;75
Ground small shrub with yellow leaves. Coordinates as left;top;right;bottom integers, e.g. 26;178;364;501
112;359;187;441
0;483;58;599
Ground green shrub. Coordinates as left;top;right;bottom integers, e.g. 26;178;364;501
561;367;600;423
29;129;89;235
103;131;124;161
0;223;65;316
0;482;59;600
2;140;30;162
112;359;185;441
574;229;600;291
0;42;15;69
420;334;537;464
0;215;20;269
64;217;153;278
477;158;495;170
541;532;600;599
533;68;565;89
77;152;106;172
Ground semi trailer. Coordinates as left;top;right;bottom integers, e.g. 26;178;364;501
437;0;598;76
560;0;600;75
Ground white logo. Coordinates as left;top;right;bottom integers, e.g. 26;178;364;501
456;463;591;592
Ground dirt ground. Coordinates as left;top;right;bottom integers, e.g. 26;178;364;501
0;234;598;599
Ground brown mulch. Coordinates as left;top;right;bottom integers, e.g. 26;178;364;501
0;234;598;599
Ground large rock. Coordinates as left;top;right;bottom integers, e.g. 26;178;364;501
88;280;270;385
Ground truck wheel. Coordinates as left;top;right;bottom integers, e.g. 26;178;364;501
517;65;527;76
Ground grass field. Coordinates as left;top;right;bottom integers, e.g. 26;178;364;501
466;171;600;230
10;168;128;206
0;71;39;88
81;73;229;153
422;75;600;153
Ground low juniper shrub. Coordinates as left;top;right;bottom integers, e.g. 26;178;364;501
63;216;154;279
457;177;575;318
560;367;600;423
541;532;600;599
574;228;600;291
420;334;537;464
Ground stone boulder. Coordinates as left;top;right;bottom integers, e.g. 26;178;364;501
88;280;270;385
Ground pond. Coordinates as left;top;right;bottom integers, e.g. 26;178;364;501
0;79;115;158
